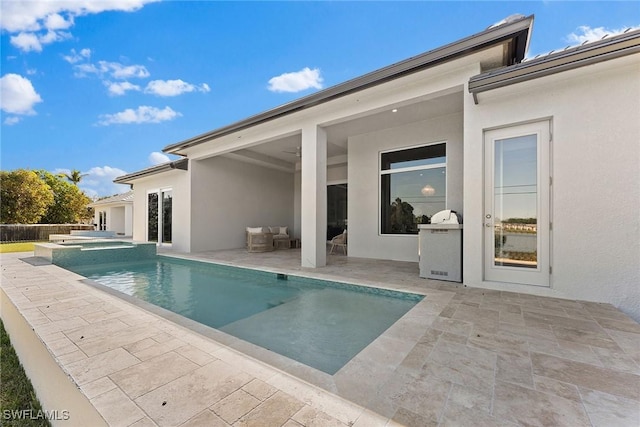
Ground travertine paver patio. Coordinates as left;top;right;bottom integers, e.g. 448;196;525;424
1;248;639;426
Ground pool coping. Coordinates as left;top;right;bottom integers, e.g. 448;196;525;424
1;251;456;426
76;254;447;393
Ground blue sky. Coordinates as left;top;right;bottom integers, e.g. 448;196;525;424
1;1;638;197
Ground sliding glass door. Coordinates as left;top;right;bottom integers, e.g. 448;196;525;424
327;184;347;240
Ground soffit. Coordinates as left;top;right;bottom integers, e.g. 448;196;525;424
223;91;463;172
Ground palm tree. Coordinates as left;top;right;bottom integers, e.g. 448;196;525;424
59;169;87;186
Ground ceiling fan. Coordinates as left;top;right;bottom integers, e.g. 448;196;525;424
282;146;302;157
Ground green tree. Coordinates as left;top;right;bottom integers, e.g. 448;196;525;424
389;197;416;233
59;169;87;185
0;169;54;224
37;171;92;223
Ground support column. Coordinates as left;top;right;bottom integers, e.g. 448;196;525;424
301;124;327;268
124;204;133;236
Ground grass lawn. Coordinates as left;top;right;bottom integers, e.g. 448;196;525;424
0;242;36;253
0;320;51;427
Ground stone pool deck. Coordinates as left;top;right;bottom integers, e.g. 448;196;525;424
1;249;639;426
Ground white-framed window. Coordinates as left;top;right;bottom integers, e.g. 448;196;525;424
380;142;447;235
147;188;172;244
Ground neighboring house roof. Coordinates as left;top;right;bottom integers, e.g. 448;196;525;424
88;190;134;207
162;14;533;156
469;27;640;101
114;158;188;185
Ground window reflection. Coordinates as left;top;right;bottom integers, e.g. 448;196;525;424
148;193;158;242
381;143;446;234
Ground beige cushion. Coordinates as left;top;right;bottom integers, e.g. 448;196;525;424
247;227;265;234
270;226;288;235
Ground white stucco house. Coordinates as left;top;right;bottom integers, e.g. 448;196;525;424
88;191;134;237
114;15;640;320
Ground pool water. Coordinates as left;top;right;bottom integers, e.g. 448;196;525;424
68;256;422;374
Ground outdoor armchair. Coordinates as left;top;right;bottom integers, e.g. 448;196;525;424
246;227;274;252
329;230;347;255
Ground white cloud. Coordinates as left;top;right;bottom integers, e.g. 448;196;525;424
75;60;150;79
268;67;323;93
144;79;210;96
10;32;41;52
63;48;91;64
1;0;158;51
566;25;640;45
0;73;43;115
98;106;181;125
44;13;74;31
66;52;151;96
4;116;22;126
106;81;141;96
149;151;170;165
108;62;150;79
63;166;131;198
73;62;101;76
39;29;71;44
10;30;71;52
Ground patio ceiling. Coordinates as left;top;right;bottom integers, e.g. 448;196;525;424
226;91;463;172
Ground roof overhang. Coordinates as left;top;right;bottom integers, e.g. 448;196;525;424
88;191;134;207
163;15;533;155
113;158;188;185
469;28;640;103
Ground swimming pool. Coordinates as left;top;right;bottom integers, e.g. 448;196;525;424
68;256;422;374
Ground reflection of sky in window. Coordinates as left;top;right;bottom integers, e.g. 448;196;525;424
388;156;446;170
389;167;446;217
494;135;537;221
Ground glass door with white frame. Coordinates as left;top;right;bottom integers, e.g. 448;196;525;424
147;189;172;244
484;122;550;287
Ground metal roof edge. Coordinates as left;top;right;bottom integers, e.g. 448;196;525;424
88;191;134;207
163;15;533;154
469;28;640;95
113;158;189;184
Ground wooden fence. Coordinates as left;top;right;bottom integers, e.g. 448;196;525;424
0;224;95;243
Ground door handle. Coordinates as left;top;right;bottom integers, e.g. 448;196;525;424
485;223;492;228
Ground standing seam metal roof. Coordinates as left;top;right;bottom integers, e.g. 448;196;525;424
88;190;134;207
469;28;640;97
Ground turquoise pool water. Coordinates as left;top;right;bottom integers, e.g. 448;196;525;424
68;256;422;374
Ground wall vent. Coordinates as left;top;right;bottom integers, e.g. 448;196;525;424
430;270;449;276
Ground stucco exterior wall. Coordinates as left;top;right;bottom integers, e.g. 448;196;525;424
130;169;191;252
464;55;640;320
190;156;294;252
348;111;464;262
124;204;133;236
328;164;348;183
109;206;125;235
